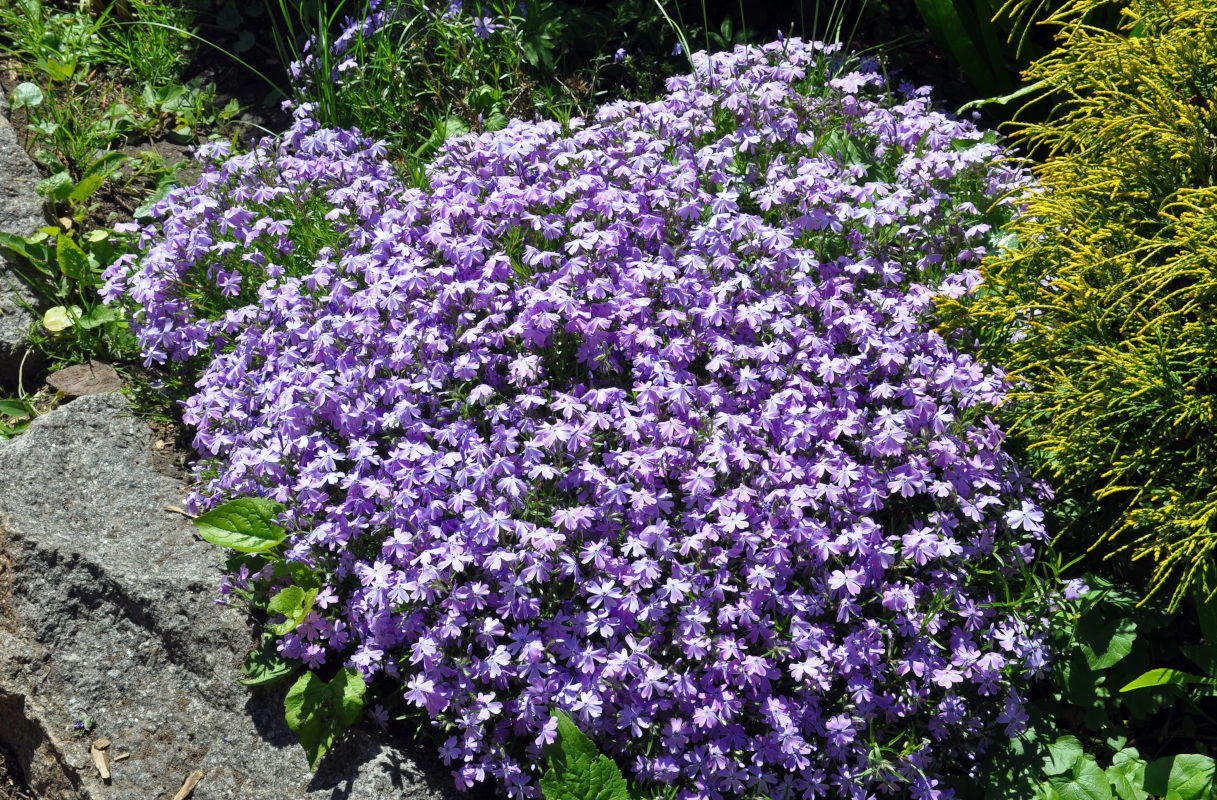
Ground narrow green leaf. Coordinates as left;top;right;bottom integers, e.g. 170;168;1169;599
912;0;1009;95
192;497;287;552
1119;668;1217;693
82;152;129;182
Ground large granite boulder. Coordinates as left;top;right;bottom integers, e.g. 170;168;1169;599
0;394;462;800
0;90;46;387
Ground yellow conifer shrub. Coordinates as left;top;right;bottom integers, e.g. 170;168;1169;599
952;0;1217;608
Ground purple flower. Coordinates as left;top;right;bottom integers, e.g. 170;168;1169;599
108;37;1054;800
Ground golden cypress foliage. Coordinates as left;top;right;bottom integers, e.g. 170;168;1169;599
951;0;1217;608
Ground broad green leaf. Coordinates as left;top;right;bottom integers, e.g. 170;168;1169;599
42;305;79;332
1107;748;1147;800
11;82;43;109
37;172;74;201
0;231;47;265
1180;645;1217;679
549;710;601;766
0;399;30;418
67;174;104;206
330;667;367;727
73;305;117;330
284;671;325;733
266;585;318;636
1077;614;1137;670
192;497;287;552
238;640;298;686
1043;756;1113;800
1144;755;1216;800
539;711;631;800
283;668;365;770
56;235;90;282
1044;736;1086;777
1119;668;1217;693
43;56;76;82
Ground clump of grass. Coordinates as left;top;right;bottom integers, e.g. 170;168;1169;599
274;0;585;160
0;0;243;368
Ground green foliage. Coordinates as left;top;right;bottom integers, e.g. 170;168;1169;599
192;497;288;552
284;667;366;769
237;637;299;686
963;575;1217;800
0;0;243;368
944;0;1217;610
539;711;662;800
0;396;37;440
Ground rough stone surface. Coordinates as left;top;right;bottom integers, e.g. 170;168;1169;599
0;93;45;387
0;394;464;800
45;361;124;398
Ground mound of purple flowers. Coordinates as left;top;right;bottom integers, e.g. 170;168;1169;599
106;39;1051;800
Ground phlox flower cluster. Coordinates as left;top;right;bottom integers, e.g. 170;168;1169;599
105;39;1051;800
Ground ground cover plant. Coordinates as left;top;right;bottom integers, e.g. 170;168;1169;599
105;35;1068;799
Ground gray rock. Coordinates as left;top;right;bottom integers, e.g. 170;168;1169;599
0;98;46;387
0;394;462;800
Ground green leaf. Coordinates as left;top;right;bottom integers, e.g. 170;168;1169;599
67;175;104;206
1106;748;1148;800
1195;572;1217;663
238;640;298;686
1143;755;1216;800
1077;614;1137;670
1043;755;1113;800
75;305;118;330
43;305;80;332
56;235;90;282
82;152;129;183
11;82;43;109
912;0;1010;96
192;497;287;552
1119;668;1217;692
266;585;318;636
37;172;74;201
1180;645;1217;679
539;711;631;800
330;667;366;727
1044;736;1086;777
0;400;31;418
284;668;366;770
549;710;600;766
